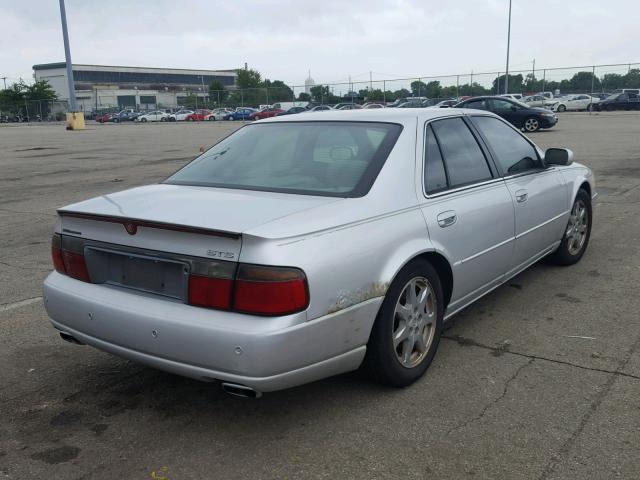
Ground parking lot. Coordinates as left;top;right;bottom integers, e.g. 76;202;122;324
1;113;639;479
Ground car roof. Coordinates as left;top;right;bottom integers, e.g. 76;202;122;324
260;107;498;126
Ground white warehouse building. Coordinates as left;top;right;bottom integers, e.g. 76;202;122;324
33;63;238;112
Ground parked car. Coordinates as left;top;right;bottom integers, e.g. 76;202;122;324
387;97;428;108
111;111;140;123
307;105;333;112
523;95;556;108
95;113;113;123
455;96;558;132
249;107;285;120
205;108;234;121
43;108;594;396
500;94;523;101
223;108;257;121
593;92;640;111
185;109;212;121
276;106;308;116
168;109;194;122
397;100;426;108
548;94;600;112
336;104;362;110
135;111;170;122
430;100;458;108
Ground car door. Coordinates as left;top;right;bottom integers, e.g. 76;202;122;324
418;116;515;315
489;98;525;128
470;115;568;273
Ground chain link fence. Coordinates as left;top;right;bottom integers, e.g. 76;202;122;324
2;62;639;121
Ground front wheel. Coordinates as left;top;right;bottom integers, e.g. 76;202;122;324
523;116;540;132
141;117;147;122
550;189;592;265
363;259;443;387
557;105;566;112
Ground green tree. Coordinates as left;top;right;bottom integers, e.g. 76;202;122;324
208;80;228;104
567;71;601;93
492;74;524;94
410;80;428;96
262;79;294;102
310;85;331;103
236;68;262;89
24;80;57;101
297;92;311;101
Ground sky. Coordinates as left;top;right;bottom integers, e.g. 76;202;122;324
1;0;639;90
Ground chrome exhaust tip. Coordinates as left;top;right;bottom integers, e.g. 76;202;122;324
59;331;84;345
221;382;262;399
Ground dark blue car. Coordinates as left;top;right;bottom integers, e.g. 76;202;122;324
223;108;257;121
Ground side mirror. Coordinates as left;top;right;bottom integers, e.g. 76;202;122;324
545;148;574;166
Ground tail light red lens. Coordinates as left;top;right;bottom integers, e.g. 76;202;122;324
51;233;90;282
61;251;90;282
188;275;233;310
233;264;309;316
51;235;66;274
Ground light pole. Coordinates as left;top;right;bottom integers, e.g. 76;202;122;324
504;0;512;94
58;0;78;112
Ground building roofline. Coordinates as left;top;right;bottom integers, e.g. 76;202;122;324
33;62;238;74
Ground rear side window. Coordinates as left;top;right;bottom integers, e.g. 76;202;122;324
424;126;448;193
430;118;493;188
472;116;542;175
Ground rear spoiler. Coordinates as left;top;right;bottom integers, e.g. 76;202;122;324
57;211;241;239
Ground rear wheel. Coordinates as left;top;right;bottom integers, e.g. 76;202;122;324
523;117;540;132
141;117;147;122
364;259;443;387
557;104;566;112
550;189;592;265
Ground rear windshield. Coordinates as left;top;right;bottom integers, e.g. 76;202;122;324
164;121;403;197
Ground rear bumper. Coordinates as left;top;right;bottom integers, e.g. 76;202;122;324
43;272;381;392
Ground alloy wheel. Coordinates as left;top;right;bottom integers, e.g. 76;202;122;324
524;118;539;132
566;199;589;255
393;277;437;368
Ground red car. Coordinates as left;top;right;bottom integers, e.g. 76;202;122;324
249;107;285;120
185;109;212;121
95;113;112;123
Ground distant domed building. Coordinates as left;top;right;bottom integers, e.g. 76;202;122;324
304;71;315;94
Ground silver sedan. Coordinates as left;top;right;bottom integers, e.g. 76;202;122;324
43;108;595;396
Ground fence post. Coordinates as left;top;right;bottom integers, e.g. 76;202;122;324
383;80;386;104
456;76;459;99
470;71;473;97
542;69;546;94
418;78;421;97
589;65;595;115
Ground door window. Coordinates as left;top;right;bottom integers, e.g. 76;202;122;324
430;118;493;187
491;99;518;112
462;99;490;111
473;116;542;175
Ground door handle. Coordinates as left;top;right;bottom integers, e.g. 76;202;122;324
437;210;457;228
515;189;528;203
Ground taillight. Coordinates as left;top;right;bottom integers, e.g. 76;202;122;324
188;275;233;310
51;233;90;282
233;264;309;316
51;234;65;274
187;263;309;316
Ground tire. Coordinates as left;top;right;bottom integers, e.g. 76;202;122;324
549;189;592;266
141;118;147;122
557;105;566;112
523;116;540;132
208;116;215;121
363;259;444;387
586;104;593;112
113;118;119;123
